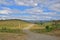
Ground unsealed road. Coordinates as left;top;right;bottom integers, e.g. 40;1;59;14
23;24;60;40
23;30;60;40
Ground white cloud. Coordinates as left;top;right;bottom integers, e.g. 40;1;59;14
23;7;43;14
0;7;12;14
0;7;22;14
14;0;38;6
0;0;60;7
49;3;60;12
0;0;14;6
0;10;9;14
14;0;60;7
18;12;55;20
22;7;59;16
0;6;59;20
14;0;60;12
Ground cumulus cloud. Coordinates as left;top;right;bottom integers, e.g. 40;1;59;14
14;0;38;7
49;3;60;12
23;7;43;14
0;0;60;20
0;7;23;14
22;7;59;16
0;6;59;20
14;0;60;12
0;10;9;14
0;7;12;14
0;0;15;6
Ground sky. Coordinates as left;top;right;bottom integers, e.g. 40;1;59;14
0;0;60;20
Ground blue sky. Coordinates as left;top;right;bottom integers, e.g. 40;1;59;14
0;0;60;20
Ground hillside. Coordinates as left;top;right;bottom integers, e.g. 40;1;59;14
0;19;32;29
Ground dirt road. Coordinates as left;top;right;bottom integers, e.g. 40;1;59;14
23;24;60;40
23;29;60;40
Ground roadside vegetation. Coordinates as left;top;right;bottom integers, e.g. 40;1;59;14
30;20;60;37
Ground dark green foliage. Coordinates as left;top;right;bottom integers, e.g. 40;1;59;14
46;26;49;30
45;26;52;32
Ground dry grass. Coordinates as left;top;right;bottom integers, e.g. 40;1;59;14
0;20;31;29
30;24;45;29
0;33;27;40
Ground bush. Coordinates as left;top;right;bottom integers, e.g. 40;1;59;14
45;26;52;32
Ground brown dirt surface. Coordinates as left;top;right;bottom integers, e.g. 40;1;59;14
0;33;27;40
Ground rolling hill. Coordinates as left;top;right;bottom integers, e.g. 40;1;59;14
0;19;33;29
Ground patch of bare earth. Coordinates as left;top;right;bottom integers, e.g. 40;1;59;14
0;33;27;40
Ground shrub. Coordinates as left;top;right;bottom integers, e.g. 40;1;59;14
45;26;52;32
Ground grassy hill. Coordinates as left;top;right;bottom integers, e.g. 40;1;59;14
0;19;32;29
0;19;33;34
